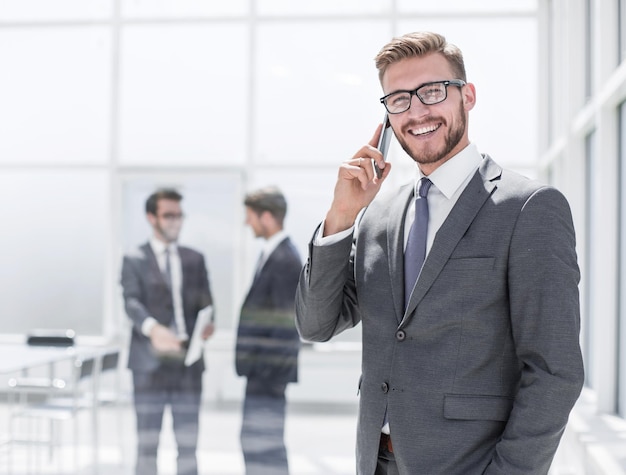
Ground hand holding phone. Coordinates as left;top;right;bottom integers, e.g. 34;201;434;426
374;112;392;178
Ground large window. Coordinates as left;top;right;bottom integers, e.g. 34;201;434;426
585;0;594;99
0;170;109;334
620;0;626;63
584;130;596;388
619;102;626;416
0;3;540;340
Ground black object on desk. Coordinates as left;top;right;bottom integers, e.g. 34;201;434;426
26;329;76;347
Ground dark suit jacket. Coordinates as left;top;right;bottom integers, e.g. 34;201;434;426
121;243;213;376
296;156;584;475
236;237;302;384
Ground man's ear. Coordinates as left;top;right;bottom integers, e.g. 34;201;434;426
260;210;278;229
463;82;476;112
146;212;157;226
259;210;272;225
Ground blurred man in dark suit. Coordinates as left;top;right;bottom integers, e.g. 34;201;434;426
121;188;215;475
236;186;302;475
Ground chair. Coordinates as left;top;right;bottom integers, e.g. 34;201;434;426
96;350;121;405
93;349;126;471
7;355;100;474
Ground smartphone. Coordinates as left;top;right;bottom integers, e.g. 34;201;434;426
374;112;392;178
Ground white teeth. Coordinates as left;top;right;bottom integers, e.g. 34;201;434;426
411;124;439;135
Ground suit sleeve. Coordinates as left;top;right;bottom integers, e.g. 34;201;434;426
485;187;584;474
120;255;152;334
195;254;214;316
295;224;362;342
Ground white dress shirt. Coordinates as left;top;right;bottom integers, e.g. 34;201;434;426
141;238;188;340
405;143;483;253
255;230;288;276
316;143;483;255
314;143;484;435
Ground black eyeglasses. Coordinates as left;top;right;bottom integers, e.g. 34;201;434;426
159;212;185;221
380;79;466;114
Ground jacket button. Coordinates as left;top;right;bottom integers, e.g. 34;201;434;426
396;330;406;341
381;382;389;393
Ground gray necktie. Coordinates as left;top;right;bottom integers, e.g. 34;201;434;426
163;247;172;288
404;178;432;308
163;247;179;333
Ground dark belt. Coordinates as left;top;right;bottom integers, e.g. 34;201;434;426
379;433;393;453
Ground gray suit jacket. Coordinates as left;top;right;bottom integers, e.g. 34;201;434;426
121;243;213;375
295;156;584;475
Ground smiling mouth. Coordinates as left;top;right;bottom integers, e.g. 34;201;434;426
410;123;441;136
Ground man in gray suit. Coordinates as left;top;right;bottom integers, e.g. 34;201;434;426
121;188;215;475
295;31;584;475
236;186;301;474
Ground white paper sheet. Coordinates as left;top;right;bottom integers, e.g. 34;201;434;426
184;305;213;367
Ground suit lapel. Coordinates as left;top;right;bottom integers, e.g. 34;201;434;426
143;243;165;285
401;156;502;325
178;247;189;291
176;247;191;333
387;185;414;323
249;252;267;291
248;237;288;296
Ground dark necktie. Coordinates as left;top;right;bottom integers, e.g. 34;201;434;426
163;247;172;288
404;178;432;308
164;247;180;333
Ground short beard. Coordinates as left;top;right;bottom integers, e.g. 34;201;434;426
156;223;179;243
398;100;466;166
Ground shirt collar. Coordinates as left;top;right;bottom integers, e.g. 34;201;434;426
261;230;287;258
416;143;483;199
150;236;177;255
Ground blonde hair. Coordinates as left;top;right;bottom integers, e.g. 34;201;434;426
374;31;466;83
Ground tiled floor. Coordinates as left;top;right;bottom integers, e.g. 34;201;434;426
0;398;592;475
0;400;358;475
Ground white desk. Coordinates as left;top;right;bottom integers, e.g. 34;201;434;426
0;344;87;375
0;343;119;475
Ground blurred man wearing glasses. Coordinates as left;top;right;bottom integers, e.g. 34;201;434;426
121;188;215;475
295;31;584;474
